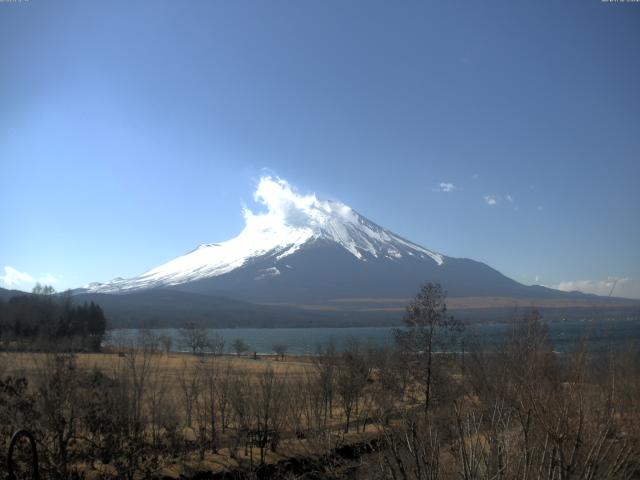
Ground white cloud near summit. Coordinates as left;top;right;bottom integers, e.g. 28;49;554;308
0;266;60;290
0;266;34;287
242;176;357;232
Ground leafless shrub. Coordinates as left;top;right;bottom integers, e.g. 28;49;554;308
394;283;462;415
0;309;637;480
273;343;288;360
180;322;212;355
177;358;201;429
194;355;221;455
33;354;81;479
336;338;371;433
314;340;338;427
232;338;250;356
378;411;442;480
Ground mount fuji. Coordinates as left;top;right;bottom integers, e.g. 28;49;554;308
76;177;634;326
88;177;446;296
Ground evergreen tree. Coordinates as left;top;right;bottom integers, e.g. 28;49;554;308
0;287;107;351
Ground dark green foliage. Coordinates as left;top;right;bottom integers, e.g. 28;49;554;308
55;301;107;350
0;287;107;351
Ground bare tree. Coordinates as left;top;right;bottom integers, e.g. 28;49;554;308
336;338;370;433
394;282;461;414
378;410;442;480
34;354;80;479
457;309;640;480
177;359;201;428
215;360;235;433
228;372;251;459
158;334;173;355
0;373;37;479
251;366;287;463
210;332;225;356
2;299;638;480
299;368;327;436
232;338;249;356
106;338;163;480
196;356;221;454
139;328;160;353
145;358;171;449
273;343;288;361
180;322;210;355
371;347;408;426
314;340;337;427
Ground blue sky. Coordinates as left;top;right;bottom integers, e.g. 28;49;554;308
1;1;639;298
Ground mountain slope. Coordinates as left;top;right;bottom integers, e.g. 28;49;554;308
88;177;443;294
85;177;624;308
0;287;28;301
170;238;545;303
72;290;383;328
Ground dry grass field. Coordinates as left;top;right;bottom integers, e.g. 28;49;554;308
1;351;313;382
1;311;638;479
0;348;391;479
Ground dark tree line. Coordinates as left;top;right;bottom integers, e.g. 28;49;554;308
0;285;106;351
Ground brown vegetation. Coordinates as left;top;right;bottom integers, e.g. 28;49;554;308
0;284;638;479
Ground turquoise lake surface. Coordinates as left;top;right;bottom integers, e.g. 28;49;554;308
108;318;640;355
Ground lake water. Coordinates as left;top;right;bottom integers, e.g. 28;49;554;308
107;318;640;355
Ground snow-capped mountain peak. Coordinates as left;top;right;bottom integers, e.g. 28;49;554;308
87;176;443;293
245;177;442;262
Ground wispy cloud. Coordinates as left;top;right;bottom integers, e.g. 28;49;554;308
504;194;520;211
434;182;458;193
483;195;498;206
549;277;639;299
482;193;521;210
38;273;60;285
